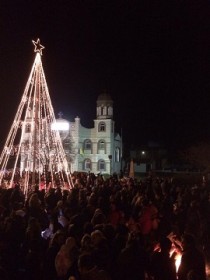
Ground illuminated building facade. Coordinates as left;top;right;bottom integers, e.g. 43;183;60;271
55;92;122;175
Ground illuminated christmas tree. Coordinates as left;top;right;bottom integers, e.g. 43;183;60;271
0;39;73;195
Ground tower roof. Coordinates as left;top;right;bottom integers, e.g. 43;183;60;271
97;90;113;106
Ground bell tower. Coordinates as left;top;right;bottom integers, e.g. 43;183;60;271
96;90;113;119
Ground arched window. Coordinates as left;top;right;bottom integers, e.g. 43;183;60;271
98;159;106;172
108;106;113;116
115;147;120;162
97;107;100;116
84;159;91;171
84;139;92;150
102;106;107;115
98;140;106;152
98;122;106;132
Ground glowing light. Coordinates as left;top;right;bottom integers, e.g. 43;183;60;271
51;122;69;131
0;39;73;194
175;252;182;272
169;244;182;273
32;38;45;55
167;232;183;274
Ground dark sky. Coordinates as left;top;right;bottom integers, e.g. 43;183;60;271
1;0;210;151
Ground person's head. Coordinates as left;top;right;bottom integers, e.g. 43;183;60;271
159;237;172;252
91;230;104;246
50;230;66;247
78;254;95;274
181;233;195;250
81;234;91;249
91;209;106;226
65;237;77;250
187;270;199;280
57;200;63;208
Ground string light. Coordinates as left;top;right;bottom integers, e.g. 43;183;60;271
0;39;73;195
32;38;45;55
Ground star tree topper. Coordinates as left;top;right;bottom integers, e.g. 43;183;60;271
32;38;45;55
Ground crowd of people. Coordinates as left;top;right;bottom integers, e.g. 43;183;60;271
0;171;209;280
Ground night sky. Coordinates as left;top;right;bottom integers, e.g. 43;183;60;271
1;0;210;152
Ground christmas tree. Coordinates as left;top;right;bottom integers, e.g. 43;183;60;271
0;39;73;195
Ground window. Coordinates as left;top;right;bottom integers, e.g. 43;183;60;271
98;122;106;132
102;106;106;115
84;159;91;171
84;139;92;150
115;148;120;162
98;140;105;151
108;106;113;116
98;159;106;171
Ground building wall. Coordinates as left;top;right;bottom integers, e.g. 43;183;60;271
64;117;122;175
60;94;122;175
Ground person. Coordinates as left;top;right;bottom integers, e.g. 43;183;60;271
149;237;176;280
115;231;148;280
187;270;200;280
42;230;66;280
177;233;206;280
55;237;79;279
78;253;111;280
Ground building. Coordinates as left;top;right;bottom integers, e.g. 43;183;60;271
128;142;168;175
53;92;122;175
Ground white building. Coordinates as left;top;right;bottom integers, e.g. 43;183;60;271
55;92;122;175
